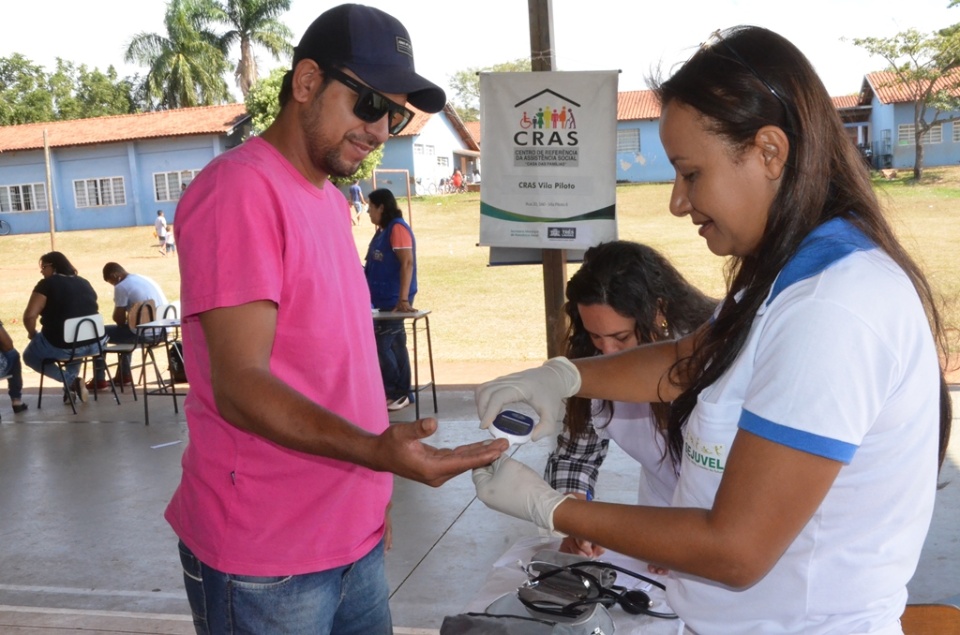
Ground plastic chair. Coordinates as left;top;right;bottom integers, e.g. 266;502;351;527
104;301;165;401
901;603;960;634
37;314;119;414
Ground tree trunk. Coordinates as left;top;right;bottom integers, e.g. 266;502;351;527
914;141;924;181
238;36;257;97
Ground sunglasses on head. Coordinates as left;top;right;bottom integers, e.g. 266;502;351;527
323;66;414;135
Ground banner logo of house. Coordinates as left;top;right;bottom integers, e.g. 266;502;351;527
512;89;580;168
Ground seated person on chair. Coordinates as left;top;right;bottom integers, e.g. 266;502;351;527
22;252;101;403
89;262;169;390
0;320;27;414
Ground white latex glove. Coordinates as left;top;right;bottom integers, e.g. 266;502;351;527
476;357;582;442
472;456;572;534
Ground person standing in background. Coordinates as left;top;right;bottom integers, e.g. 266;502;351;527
154;210;167;256
365;187;417;412
349;178;366;225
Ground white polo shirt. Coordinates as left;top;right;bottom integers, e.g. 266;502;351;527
114;273;168;331
668;219;940;635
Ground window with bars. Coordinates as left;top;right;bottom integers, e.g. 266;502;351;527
617;129;641;153
437;156;450;167
898;123;942;145
154;169;200;202
0;182;47;213
73;176;126;208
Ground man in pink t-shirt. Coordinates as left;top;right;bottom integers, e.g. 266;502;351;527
166;5;506;634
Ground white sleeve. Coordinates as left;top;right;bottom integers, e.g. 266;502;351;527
740;297;894;462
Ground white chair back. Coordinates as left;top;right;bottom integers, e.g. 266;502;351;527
63;314;105;345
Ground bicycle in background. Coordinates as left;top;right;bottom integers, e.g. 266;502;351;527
0;217;11;236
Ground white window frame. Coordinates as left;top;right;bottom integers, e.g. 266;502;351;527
437;156;450;167
73;176;126;208
617;129;641;153
414;143;424;155
952;122;960;143
0;182;47;213
153;169;200;202
898;123;942;145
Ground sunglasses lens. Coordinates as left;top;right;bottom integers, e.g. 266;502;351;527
353;92;387;124
353;92;411;135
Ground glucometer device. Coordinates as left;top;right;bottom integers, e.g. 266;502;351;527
490;410;535;445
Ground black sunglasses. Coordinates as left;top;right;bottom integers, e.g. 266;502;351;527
323;66;414;135
704;29;797;137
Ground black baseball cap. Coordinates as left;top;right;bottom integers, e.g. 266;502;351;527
293;4;446;113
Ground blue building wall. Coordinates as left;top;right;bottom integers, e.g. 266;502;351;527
614;119;674;184
0;133;235;235
868;98;960;169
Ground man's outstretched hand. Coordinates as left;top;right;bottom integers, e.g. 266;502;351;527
374;418;508;487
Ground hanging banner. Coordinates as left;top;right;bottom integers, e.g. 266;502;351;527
479;70;618;249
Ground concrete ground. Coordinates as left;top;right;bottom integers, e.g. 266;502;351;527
0;375;957;634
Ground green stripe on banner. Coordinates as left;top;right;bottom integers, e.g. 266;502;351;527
480;202;616;223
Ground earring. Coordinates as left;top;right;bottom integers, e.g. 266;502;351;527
660;318;670;338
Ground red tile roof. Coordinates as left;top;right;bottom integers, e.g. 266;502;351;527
832;95;860;109
0;104;249;152
463;120;481;145
865;70;960;105
618;90;661;121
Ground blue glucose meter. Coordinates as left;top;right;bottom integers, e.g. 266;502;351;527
490;410;535;445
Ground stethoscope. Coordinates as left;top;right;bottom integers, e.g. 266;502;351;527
519;560;678;620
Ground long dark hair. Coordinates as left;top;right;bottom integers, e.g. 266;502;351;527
563;241;716;440
653;25;951;467
40;251;78;276
368;188;403;229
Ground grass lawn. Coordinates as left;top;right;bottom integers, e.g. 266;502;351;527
2;167;958;384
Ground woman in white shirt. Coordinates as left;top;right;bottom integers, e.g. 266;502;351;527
473;25;952;635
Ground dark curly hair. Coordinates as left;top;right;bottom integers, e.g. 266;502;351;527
562;241;716;444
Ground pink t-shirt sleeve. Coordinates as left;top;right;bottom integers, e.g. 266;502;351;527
177;162;283;317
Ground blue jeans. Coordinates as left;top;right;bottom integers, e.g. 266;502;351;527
374;320;411;401
0;348;23;400
178;539;392;635
22;332;103;390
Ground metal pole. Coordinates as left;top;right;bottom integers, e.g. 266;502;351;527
528;0;567;358
43;129;56;250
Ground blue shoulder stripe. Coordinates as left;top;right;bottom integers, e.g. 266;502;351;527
739;409;857;463
767;218;876;306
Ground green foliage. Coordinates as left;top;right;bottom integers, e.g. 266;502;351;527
448;58;532;122
0;54;55;125
852;27;960;180
0;54;137;125
244;67;284;134
125;0;232;109
205;0;294;96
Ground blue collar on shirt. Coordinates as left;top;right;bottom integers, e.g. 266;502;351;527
767;217;876;306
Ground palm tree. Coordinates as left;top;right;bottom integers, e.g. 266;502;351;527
125;0;231;109
206;0;293;97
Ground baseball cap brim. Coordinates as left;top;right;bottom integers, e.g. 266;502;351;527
346;62;446;114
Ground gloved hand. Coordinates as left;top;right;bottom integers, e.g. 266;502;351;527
476;357;582;441
472;456;572;534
